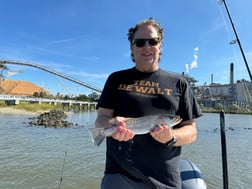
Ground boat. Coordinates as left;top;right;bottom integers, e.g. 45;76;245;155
180;159;207;189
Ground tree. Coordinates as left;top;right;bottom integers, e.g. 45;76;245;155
230;104;239;111
215;103;223;110
33;92;39;97
39;91;47;98
64;95;70;100
76;94;90;101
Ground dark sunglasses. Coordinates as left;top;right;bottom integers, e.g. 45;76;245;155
132;38;160;48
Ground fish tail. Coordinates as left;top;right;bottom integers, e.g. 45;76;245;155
87;128;106;146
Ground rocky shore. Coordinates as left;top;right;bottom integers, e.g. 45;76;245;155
0;107;74;128
28;109;74;128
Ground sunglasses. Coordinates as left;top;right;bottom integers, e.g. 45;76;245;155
132;38;160;48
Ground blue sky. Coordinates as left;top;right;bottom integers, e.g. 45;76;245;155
0;0;251;96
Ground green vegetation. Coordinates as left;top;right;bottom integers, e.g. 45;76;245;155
1;99;250;115
33;91;53;98
200;103;252;115
215;103;224;110
0;99;96;112
0;100;7;107
33;92;93;101
15;102;62;112
0;93;95;113
0;100;61;112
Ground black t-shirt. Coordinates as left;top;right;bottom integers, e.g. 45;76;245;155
98;67;202;188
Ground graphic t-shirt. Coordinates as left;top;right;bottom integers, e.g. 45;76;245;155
98;67;202;188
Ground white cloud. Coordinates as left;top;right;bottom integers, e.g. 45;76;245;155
185;64;189;73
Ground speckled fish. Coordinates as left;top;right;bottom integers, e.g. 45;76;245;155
88;114;182;146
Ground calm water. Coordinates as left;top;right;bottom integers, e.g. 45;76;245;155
0;112;251;189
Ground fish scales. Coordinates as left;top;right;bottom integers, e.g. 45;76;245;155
88;114;182;146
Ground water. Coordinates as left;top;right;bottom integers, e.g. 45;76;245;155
0;112;251;189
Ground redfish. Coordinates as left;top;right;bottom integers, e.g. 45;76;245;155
88;114;182;146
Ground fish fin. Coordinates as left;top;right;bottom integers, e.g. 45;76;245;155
87;128;105;147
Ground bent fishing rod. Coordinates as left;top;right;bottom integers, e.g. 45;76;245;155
219;0;252;82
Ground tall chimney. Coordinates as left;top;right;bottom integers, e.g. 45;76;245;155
211;74;213;84
230;63;234;84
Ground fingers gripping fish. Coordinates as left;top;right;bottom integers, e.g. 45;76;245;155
88;114;182;146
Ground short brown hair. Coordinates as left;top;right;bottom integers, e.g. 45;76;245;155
127;18;164;62
128;18;164;44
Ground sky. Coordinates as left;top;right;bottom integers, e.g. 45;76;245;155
0;0;251;96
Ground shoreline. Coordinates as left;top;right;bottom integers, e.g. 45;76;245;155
1;106;250;116
0;107;40;115
0;107;73;116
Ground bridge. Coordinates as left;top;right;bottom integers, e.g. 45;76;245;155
0;59;102;93
0;95;97;111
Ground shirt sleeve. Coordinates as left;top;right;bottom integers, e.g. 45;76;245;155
178;79;202;120
97;74;116;110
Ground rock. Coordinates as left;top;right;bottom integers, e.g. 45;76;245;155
28;109;73;128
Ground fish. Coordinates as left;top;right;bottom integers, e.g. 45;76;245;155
88;114;182;146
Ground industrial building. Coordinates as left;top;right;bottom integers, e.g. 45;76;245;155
192;63;252;112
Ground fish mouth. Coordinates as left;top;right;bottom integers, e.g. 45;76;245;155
156;114;182;127
174;117;183;126
170;117;182;127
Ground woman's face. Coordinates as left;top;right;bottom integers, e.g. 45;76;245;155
131;24;162;72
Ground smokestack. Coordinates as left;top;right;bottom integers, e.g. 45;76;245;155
230;63;234;84
211;74;213;84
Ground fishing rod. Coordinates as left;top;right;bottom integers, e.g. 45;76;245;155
58;126;72;189
220;110;229;189
218;0;252;82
